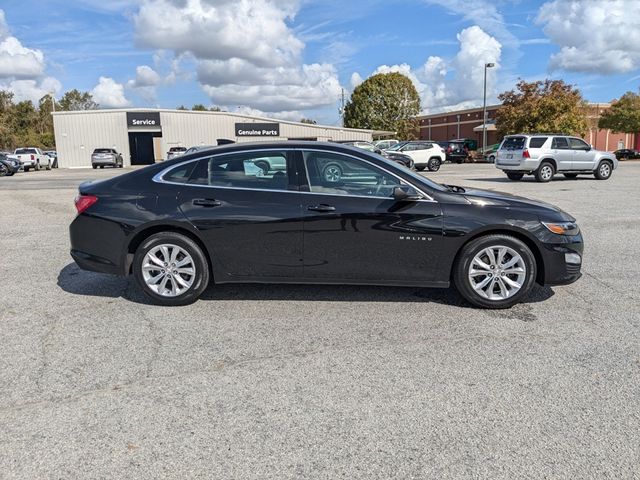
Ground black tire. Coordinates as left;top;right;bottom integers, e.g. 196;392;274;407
254;160;270;174
133;232;210;306
427;157;441;172
415;165;426;172
92;165;97;169
100;165;104;169
24;167;30;172
535;161;555;182
35;161;41;171
46;160;51;170
506;172;524;181
0;164;8;177
594;160;613;180
563;173;578;179
453;234;537;309
322;163;343;182
455;158;463;164
488;155;496;163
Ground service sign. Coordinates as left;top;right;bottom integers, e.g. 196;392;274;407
235;123;280;137
127;112;161;127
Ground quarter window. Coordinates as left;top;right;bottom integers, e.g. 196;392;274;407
528;137;548;148
187;151;290;191
302;150;403;198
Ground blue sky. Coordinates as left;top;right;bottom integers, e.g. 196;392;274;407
1;0;639;125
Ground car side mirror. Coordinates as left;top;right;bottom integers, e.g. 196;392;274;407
374;148;382;154
393;186;421;202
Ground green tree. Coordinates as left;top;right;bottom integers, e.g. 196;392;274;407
192;104;208;111
59;89;98;111
495;79;588;137
344;72;421;139
0;91;16;149
176;105;188;110
300;117;317;124
598;91;640;133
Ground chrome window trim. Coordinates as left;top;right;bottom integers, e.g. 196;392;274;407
152;147;436;203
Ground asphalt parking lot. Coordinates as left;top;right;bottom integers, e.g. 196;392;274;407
1;162;639;479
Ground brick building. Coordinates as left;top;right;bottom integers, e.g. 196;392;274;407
416;103;638;152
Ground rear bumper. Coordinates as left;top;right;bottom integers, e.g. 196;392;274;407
496;159;540;171
70;213;128;275
92;159;117;166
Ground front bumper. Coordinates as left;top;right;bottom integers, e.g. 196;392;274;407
540;236;583;286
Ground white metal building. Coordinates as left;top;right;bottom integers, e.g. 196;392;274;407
52;109;379;168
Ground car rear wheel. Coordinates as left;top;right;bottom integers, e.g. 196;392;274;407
46;160;51;170
24;167;30;172
0;163;8;177
415;165;426;172
35;161;41;171
92;165;97;169
535;161;555;182
455;158;464;164
563;173;578;179
594;160;613;180
427;157;441;172
506;172;524;181
134;232;210;306
453;234;537;309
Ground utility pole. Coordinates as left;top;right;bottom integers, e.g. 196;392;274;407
482;62;495;153
339;88;345;127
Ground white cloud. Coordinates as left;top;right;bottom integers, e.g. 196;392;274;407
356;26;501;113
0;10;46;79
234;105;303;122
1;77;62;103
537;0;640;73
132;0;343;114
127;65;161;103
134;0;302;68
350;72;363;90
91;76;131;108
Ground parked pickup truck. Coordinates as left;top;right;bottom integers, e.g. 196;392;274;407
10;147;51;172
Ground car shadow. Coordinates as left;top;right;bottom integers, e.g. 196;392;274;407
467;176;597;183
58;262;555;309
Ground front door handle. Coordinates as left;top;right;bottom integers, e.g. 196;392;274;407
307;204;336;212
193;198;222;207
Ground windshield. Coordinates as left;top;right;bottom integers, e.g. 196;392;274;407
386;142;409;151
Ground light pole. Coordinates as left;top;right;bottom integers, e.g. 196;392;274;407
482;62;495;153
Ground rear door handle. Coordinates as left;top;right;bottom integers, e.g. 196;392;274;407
193;198;223;207
307;204;336;212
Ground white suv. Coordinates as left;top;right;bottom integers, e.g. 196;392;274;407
383;141;445;172
496;134;618;182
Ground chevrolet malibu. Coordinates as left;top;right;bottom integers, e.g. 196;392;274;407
69;141;583;308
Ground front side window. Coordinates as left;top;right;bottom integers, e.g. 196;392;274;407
302;150;403;198
569;138;589;150
187;151;289;191
552;137;570;149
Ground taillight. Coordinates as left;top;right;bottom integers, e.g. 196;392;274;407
30;154;35;160
522;149;531;158
74;194;98;214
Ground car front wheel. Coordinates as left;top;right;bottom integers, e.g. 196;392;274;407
453;234;537;309
133;232;210;306
594;160;613;180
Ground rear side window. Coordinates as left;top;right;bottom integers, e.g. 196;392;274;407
500;137;526;150
551;137;570;149
188;151;289;191
528;137;548;148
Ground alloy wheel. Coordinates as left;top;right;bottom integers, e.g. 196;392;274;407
540;165;553;181
599;163;611;178
141;244;196;297
468;245;527;301
323;165;342;182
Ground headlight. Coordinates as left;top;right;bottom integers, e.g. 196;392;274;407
542;221;580;235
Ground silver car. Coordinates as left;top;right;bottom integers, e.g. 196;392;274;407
496;134;618;182
91;148;123;169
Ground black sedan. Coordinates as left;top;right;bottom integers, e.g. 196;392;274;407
70;141;583;308
613;149;640;160
0;154;21;176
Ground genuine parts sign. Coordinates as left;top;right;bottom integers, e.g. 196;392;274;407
235;123;280;137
